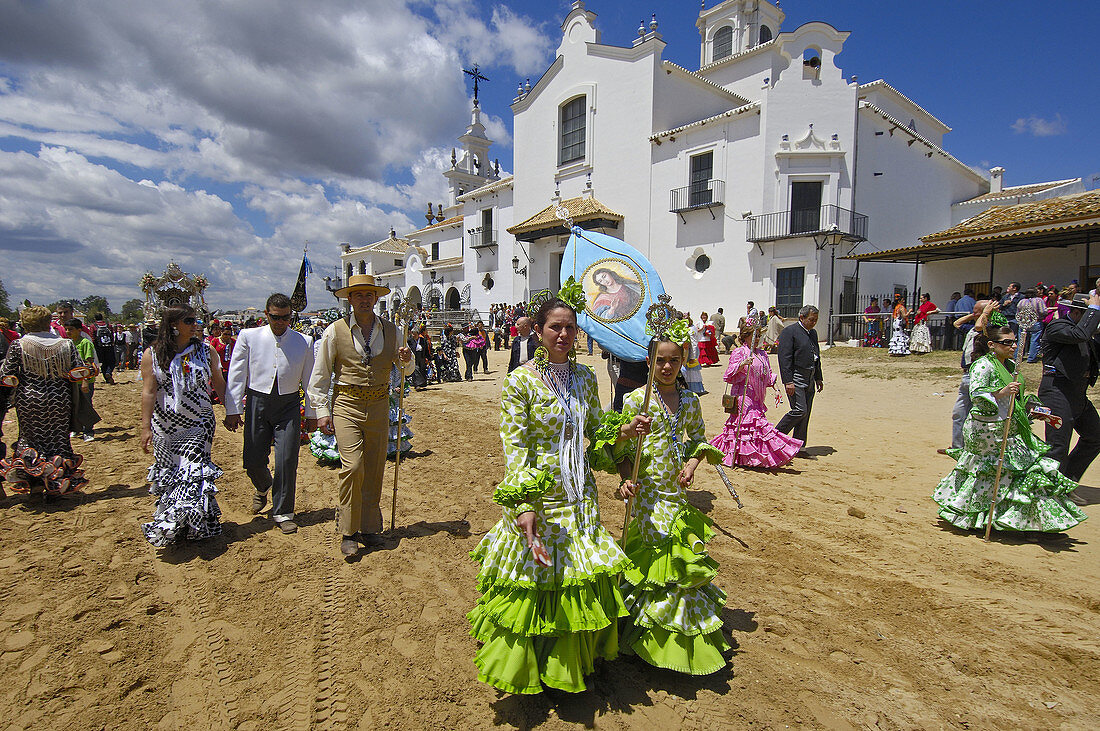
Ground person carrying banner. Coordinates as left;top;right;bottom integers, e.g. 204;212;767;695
307;274;413;557
615;330;729;675
468;285;651;695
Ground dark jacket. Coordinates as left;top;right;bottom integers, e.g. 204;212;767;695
1041;307;1100;387
777;322;823;384
508;334;539;373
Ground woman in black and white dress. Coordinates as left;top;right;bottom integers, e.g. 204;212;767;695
140;306;227;547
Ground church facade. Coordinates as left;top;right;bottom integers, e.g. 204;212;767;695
343;0;1000;323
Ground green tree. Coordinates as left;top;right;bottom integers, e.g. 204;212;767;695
0;277;10;317
80;295;111;320
120;298;145;324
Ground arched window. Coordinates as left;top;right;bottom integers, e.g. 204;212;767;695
559;96;586;165
713;26;733;61
759;25;772;44
346;263;353;281
358;260;366;274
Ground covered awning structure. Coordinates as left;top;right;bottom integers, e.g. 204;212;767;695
507;195;623;242
843;190;1100;294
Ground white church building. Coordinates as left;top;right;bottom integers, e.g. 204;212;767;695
340;0;1031;327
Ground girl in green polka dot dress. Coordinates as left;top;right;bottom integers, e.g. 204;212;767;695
468;294;652;694
617;336;730;675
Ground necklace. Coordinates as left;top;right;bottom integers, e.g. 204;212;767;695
544;361;575;439
656;385;684;461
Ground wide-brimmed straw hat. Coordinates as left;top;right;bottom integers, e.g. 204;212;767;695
334;273;391;299
1059;293;1091;311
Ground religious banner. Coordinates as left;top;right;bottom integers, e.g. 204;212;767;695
289;248;312;312
559;226;666;362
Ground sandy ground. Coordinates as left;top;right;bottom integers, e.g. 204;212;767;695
1;346;1098;730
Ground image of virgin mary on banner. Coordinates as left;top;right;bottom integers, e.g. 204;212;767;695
560;226;666;362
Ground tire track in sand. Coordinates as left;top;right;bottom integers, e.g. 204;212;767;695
314;533;349;728
191;577;239;728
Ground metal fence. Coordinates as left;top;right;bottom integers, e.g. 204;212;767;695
827;310;971;350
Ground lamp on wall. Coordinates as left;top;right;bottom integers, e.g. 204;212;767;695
511;255;527;277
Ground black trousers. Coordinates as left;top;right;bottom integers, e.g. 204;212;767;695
463;349;478;379
479;346;489;372
1038;374;1100;482
776;373;815;445
243;389;301;519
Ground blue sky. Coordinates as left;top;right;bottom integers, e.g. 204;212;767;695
0;0;1095;309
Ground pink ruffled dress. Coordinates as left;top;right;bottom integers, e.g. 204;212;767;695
710;346;802;468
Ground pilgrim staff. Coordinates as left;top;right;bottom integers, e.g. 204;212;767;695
390;299;416;531
984;304;1038;540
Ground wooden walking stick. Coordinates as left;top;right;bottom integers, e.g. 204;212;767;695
984;304;1038;541
621;294;680;544
390;299;416;532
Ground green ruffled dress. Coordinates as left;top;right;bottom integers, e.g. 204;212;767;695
617;386;730;675
934;354;1086;532
468;363;639;694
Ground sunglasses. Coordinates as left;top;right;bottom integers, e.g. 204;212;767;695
267;313;292;321
182;317;203;326
993;339;1018;346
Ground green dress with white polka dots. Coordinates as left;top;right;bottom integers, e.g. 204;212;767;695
468;362;639;695
617;385;730;675
934;353;1086;532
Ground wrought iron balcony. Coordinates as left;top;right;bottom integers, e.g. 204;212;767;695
746;204;868;243
670;179;725;216
465;227;498;249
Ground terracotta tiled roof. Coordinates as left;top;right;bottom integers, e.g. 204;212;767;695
457;175;514;202
507;196;624;236
923;190;1100;243
409;215;462;235
361;237;412;255
958;179;1080;206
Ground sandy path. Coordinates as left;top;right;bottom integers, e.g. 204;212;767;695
0;347;1097;729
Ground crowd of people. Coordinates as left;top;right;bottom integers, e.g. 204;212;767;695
0;273;1095;699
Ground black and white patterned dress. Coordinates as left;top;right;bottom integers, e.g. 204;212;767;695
0;334;89;495
142;343;223;547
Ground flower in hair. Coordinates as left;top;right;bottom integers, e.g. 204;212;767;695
557;276;588;313
988;310;1009;328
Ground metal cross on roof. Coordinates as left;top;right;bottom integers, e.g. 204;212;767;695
463;64;489;103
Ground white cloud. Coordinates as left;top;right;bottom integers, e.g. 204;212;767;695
1010;114;1067;137
0;0;547;309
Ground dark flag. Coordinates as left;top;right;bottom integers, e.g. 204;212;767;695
290;249;313;312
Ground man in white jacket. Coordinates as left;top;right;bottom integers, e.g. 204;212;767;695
224;293;316;533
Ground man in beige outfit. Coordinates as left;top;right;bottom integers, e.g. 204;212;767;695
308;274;412;557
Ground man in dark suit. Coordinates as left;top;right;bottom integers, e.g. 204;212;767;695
1038;292;1100;491
508;317;538;373
776;305;824;449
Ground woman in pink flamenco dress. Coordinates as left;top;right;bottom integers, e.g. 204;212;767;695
710;325;802;468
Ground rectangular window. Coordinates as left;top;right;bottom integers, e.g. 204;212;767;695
775;267;805;318
430;243;439;261
559;96;586;165
789;181;822;234
481;208;493;244
689;152;714;207
394;258;403;267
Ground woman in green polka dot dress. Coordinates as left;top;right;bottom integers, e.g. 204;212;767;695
934;317;1086;535
617;335;730;674
468;293;652;694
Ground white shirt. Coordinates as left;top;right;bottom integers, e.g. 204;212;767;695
225;325;316;417
308;316;414;418
514;333;535;366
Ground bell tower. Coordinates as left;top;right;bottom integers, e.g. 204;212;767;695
697;0;784;66
444;101;500;207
